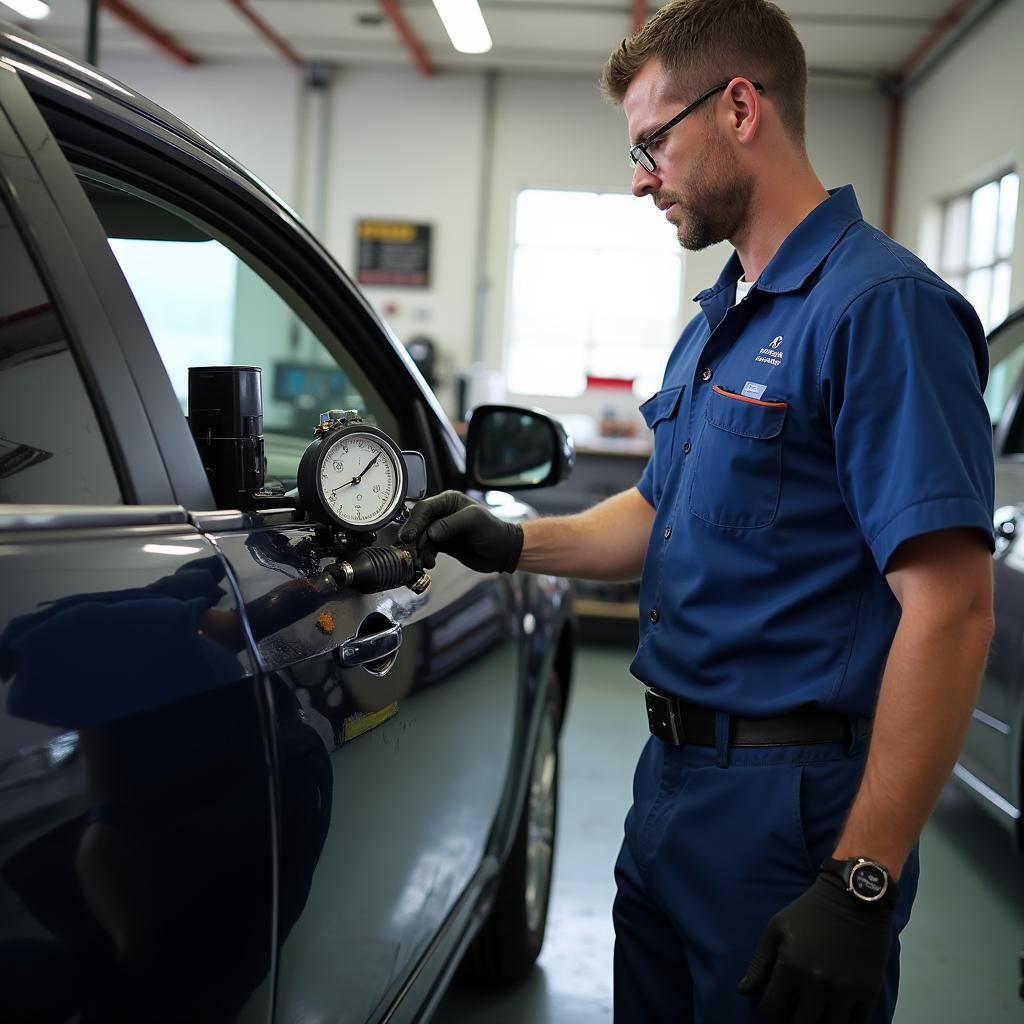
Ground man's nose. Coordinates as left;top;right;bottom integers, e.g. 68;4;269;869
631;163;660;198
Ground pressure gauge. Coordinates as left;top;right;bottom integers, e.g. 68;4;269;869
297;412;408;532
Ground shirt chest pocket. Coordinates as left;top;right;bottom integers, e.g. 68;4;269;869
640;385;686;453
689;385;788;529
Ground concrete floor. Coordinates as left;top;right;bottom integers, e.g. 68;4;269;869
434;643;1024;1023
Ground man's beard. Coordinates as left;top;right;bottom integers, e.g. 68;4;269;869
659;134;754;251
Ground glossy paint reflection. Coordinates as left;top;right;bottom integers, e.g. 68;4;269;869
964;469;1024;801
0;530;283;1023
271;551;521;1024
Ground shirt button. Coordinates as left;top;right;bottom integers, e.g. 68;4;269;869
664;525;672;539
701;367;712;382
649;608;660;624
682;441;692;455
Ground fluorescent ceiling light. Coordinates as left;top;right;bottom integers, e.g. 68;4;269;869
0;1;51;20
432;0;492;54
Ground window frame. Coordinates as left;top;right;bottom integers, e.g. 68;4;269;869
79;171;403;481
990;307;1024;458
0;61;177;507
28;77;458;507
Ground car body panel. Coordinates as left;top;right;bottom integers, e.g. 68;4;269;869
955;307;1024;842
0;516;278;1023
211;518;521;1022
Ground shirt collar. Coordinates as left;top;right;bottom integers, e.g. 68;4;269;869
693;185;864;303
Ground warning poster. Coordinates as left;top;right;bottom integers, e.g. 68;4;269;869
356;220;432;287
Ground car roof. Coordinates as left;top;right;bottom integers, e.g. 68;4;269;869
0;21;294;212
989;305;1024;346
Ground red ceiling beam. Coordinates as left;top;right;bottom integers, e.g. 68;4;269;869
882;95;902;238
882;0;979;234
101;0;199;66
632;0;646;34
895;0;977;81
227;0;304;69
378;0;434;78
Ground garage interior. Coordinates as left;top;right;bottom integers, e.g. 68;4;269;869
3;0;1023;1020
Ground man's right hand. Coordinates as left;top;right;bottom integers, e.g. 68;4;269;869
398;490;524;574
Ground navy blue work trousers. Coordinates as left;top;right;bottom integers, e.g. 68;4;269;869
613;726;920;1023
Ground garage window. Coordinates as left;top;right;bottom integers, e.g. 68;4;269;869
505;188;684;398
939;171;1018;332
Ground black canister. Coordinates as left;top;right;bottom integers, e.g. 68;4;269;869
187;366;265;509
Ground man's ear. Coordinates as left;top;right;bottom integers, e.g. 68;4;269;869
725;77;761;144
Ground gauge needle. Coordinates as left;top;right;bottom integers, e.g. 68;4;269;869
358;452;382;479
330;451;382;494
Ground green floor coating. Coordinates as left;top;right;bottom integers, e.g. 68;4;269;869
435;644;1024;1023
898;784;1024;1020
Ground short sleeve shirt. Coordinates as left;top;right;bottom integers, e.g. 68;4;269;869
633;185;994;718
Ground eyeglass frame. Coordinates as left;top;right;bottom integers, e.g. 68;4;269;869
628;79;765;174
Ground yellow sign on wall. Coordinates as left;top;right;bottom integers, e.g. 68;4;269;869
356;220;432;287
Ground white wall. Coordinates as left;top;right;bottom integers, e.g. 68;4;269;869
893;0;1023;313
104;57;302;207
99;54;887;420
324;67;486;379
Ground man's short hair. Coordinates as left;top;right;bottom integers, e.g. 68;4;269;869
601;0;808;147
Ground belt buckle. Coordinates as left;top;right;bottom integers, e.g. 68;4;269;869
645;687;684;745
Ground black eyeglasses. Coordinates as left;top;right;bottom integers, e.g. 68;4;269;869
628;80;764;174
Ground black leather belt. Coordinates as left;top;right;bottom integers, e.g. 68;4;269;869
644;688;872;748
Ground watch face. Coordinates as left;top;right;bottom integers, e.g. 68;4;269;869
849;861;888;902
318;431;403;528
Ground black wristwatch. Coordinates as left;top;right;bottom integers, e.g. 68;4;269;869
821;856;899;907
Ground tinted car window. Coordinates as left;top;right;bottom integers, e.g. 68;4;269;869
986;315;1024;429
0;197;121;505
76;176;400;492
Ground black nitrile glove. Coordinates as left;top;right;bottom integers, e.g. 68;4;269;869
398;490;524;574
737;872;894;1024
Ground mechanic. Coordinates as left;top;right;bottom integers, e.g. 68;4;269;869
399;1;996;1021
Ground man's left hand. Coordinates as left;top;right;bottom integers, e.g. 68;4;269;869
737;872;893;1023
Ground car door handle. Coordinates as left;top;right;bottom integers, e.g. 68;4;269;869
994;505;1023;556
338;622;403;667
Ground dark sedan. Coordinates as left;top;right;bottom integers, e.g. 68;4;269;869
0;25;576;1024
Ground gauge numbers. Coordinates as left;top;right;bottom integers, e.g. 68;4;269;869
319;433;399;526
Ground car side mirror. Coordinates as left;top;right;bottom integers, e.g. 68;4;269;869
464;404;574;490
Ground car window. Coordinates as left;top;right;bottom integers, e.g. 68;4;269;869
986;312;1024;453
0;195;121;505
985;313;1024;430
76;176;400;492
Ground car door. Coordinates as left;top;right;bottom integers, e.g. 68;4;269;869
22;69;524;1022
963;309;1024;810
0;63;276;1024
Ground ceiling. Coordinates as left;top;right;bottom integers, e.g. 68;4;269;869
0;0;994;87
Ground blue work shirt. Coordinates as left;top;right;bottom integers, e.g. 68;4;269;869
633;185;994;718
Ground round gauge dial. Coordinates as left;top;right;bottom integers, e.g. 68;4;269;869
298;421;408;532
320;433;400;525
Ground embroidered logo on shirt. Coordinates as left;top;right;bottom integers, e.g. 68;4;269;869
755;335;785;367
741;381;767;399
